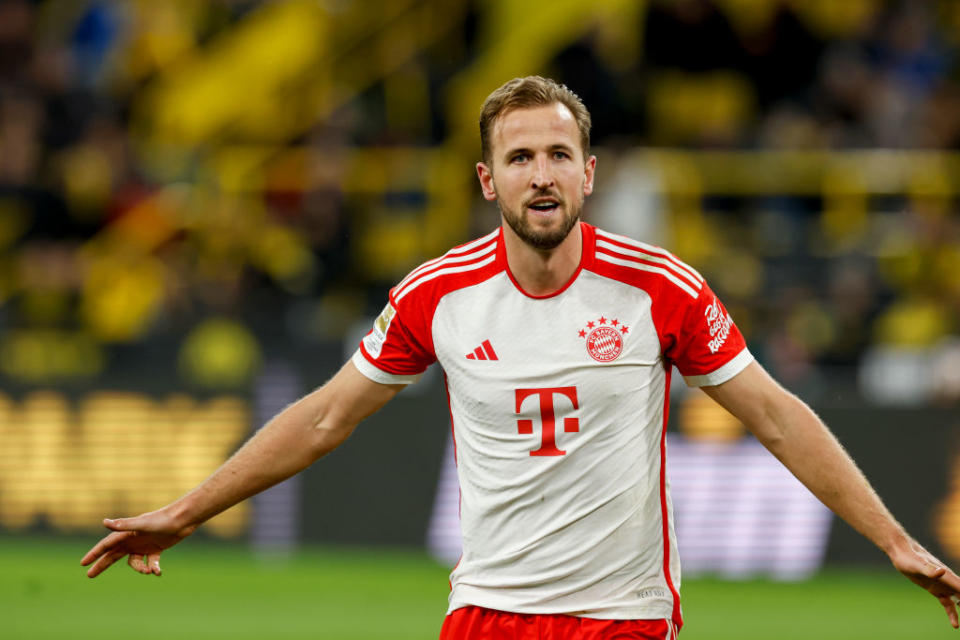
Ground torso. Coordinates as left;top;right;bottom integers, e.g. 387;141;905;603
353;222;751;626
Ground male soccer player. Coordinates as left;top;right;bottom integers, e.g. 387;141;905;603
82;76;960;638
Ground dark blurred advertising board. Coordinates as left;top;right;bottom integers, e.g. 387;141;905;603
0;360;957;575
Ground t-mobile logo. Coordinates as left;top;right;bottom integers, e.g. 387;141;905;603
515;387;579;456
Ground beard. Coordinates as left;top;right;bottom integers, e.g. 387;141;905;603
498;191;582;251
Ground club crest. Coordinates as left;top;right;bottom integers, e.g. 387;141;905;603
577;315;628;363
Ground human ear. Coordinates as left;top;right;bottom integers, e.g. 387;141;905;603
476;162;497;201
582;155;597;196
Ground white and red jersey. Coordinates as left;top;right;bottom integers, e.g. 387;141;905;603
352;222;752;628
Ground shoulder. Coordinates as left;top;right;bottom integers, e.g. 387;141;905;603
587;225;705;301
389;228;503;310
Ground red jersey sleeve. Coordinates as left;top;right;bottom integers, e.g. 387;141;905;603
352;229;503;385
353;293;437;385
659;282;753;387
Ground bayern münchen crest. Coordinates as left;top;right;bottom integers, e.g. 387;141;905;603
578;315;628;363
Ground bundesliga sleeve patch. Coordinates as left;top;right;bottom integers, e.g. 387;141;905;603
364;302;397;359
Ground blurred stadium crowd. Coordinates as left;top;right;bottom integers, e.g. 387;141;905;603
1;0;960;405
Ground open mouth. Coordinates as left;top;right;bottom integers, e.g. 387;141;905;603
527;199;560;214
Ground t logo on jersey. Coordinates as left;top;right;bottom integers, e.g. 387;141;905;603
515;387;579;456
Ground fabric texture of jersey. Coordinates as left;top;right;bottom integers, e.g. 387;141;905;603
353;222;753;630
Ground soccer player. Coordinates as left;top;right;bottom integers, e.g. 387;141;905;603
81;76;960;638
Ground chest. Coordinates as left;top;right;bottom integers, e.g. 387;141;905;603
433;271;660;371
431;271;668;458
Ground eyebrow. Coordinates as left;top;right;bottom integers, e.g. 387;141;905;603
502;143;575;159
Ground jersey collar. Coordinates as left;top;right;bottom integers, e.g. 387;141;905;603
498;221;595;299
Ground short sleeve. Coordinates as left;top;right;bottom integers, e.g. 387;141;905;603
662;283;753;387
355;298;436;385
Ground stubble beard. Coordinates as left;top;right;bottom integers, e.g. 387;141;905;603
498;193;582;251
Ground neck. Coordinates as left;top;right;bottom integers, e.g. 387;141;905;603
502;220;583;296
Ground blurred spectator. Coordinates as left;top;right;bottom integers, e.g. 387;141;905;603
0;0;958;398
644;0;744;72
0;0;35;85
739;1;824;110
0;87;43;186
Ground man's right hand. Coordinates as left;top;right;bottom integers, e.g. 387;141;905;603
888;538;960;629
80;508;196;578
80;361;403;580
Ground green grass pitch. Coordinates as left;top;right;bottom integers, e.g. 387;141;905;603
1;537;954;639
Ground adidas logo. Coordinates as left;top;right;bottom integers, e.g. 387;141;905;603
465;340;498;361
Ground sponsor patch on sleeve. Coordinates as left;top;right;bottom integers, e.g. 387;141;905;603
703;298;733;354
363;302;396;359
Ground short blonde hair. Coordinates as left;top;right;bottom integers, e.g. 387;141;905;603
479;76;591;164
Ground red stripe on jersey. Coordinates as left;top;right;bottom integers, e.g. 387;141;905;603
659;366;683;632
595;229;702;284
594;247;700;299
481;340;498;360
395;251;498;302
397;230;498;289
443;372;459;468
374;232;504;368
398;241;497;293
595;241;702;292
395;232;498;296
473;347;487;360
443;372;463;593
358;338;429;376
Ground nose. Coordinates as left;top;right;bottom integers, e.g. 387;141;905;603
531;155;554;190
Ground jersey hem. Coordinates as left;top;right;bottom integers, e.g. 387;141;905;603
682;347;753;387
351;349;423;385
446;598;675;621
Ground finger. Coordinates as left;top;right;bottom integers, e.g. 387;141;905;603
147;553;162;576
924;566;960;598
128;554;152;575
127;554;142;574
104;516;146;532
940;595;959;629
923;561;947;580
939;568;960;593
80;531;134;566
86;549;127;579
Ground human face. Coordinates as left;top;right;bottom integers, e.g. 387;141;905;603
477;103;596;251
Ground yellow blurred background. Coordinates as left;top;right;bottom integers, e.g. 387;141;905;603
0;0;957;562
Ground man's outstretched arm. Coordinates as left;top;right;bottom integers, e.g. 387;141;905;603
702;361;960;629
80;360;404;578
